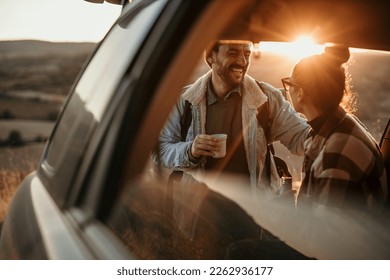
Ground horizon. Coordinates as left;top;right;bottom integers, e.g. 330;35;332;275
0;39;98;44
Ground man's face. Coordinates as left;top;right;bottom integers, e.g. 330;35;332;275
211;43;252;88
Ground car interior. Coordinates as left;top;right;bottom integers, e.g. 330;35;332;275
101;0;390;259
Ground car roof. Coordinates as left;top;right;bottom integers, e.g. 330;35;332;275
115;0;389;51
178;0;389;52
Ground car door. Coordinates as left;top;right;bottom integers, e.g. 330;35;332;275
74;0;310;259
0;0;172;259
66;0;260;259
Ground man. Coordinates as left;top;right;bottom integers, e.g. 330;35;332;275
157;40;308;195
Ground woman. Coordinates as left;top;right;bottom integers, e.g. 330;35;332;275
282;46;387;213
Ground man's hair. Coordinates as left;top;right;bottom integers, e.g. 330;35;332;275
204;41;222;68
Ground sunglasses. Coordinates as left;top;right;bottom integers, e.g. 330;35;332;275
281;77;301;92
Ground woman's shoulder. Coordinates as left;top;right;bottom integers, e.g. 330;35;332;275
325;116;381;163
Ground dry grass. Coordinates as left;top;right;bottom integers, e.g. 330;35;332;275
0;169;27;223
0;144;44;233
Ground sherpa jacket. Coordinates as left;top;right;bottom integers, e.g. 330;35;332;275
159;71;309;194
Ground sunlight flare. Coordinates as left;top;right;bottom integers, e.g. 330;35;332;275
258;35;325;61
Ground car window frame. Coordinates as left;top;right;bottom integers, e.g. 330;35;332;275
36;0;167;209
55;0;252;259
85;0;253;258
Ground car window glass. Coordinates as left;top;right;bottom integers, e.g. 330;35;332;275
41;0;166;203
43;0;166;170
77;1;166;122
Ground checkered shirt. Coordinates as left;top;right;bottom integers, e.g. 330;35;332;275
299;107;387;212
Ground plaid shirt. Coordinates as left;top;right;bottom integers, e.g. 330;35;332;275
298;107;387;212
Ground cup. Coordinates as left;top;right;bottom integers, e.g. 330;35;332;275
211;134;227;158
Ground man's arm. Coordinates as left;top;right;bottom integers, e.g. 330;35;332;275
265;85;309;155
156;98;197;170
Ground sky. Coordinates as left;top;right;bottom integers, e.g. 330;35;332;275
0;0;122;42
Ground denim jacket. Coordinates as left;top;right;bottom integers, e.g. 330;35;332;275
158;71;309;195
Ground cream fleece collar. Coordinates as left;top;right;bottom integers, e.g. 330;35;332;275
182;70;267;109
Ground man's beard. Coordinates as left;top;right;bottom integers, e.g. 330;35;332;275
219;64;247;88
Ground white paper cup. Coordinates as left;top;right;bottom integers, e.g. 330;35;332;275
211;134;227;158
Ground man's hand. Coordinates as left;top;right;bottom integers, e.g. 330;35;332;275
190;134;220;158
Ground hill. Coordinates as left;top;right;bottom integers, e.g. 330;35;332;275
0;40;95;97
0;40;95;57
0;40;96;121
0;40;96;147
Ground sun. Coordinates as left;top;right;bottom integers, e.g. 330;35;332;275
291;35;324;58
257;35;325;61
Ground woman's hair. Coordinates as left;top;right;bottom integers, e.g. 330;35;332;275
293;45;356;113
